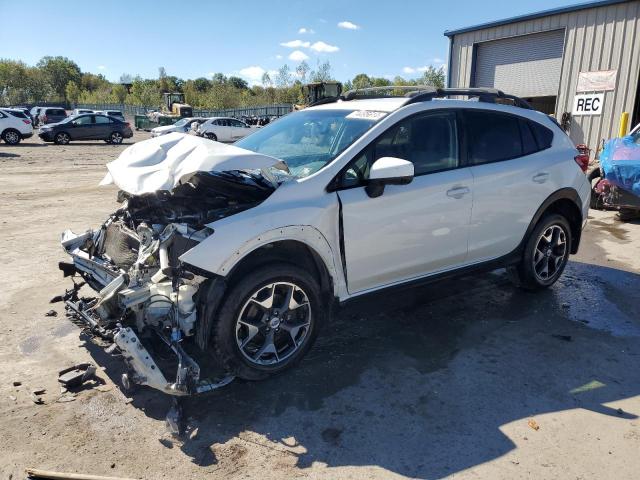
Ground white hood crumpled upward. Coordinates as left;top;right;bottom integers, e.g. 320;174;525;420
100;132;288;195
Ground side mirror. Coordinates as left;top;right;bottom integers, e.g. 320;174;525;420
365;157;414;198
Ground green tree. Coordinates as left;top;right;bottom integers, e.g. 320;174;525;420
36;56;82;100
309;61;332;82
112;84;128;103
420;66;445;88
352;73;372;89
227;76;248;90
65;81;81;104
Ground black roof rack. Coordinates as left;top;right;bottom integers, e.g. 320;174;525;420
329;86;533;110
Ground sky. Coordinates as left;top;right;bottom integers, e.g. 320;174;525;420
0;0;586;85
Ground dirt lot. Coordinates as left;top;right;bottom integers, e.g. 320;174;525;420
1;130;639;480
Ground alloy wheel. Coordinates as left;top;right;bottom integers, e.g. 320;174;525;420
56;133;69;145
533;224;567;282
111;132;123;144
235;282;312;366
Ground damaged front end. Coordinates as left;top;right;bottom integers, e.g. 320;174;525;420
59;169;276;395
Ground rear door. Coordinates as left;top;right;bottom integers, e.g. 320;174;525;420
335;110;473;294
463;109;560;262
229;119;250;140
92;115;113;139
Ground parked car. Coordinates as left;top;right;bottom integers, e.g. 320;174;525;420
0;108;33;144
589;123;640;220
30;106;42;126
59;88;590;396
197;117;258;142
38;113;133;144
38;107;67;125
71;108;95;116
95;110;125;121
151;117;207;137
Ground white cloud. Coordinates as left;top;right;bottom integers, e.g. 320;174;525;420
280;39;310;48
289;50;309;61
338;21;360;30
310;41;339;53
432;57;444;64
298;27;315;34
97;65;106;70
238;65;267;86
416;66;429;72
402;66;416;74
275;54;283;59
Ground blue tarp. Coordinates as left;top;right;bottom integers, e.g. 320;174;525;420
600;134;640;197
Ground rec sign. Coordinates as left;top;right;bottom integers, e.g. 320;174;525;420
572;93;605;116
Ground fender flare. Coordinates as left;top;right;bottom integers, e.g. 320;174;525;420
216;225;344;296
518;187;583;255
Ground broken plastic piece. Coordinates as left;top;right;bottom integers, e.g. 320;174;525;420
58;363;97;389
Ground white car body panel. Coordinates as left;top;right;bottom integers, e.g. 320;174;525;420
99;132;287;195
338;167;473;293
198;117;258;142
179;100;590;301
0;108;33;137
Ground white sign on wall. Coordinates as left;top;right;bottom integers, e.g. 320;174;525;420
572;93;605;116
576;70;617;92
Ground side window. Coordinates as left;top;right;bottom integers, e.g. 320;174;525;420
465;110;522;165
336;111;459;188
529;121;554;150
519;119;538;156
230;119;245;128
94;116;112;124
74;115;93;125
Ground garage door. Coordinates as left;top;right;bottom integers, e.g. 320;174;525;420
474;29;565;98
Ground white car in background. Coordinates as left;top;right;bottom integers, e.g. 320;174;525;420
71;108;94;116
151;117;207;137
0;108;33;144
197;117;258;142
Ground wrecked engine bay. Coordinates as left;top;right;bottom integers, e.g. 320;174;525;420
58;134;285;396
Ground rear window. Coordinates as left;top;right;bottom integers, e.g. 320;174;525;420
529;121;554;150
7;110;28;119
49;109;66;115
465;110;523;165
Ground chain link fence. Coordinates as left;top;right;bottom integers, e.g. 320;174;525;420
73;103;293;118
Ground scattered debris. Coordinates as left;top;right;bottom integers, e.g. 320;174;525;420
617;408;624;415
165;398;183;436
12;381;21;387
527;419;540;431
56;394;77;403
551;334;572;342
58;363;96;389
25;467;136;480
32;387;46;396
45;309;58;317
30;392;44;405
282;436;297;447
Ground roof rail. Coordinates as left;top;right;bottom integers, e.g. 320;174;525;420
403;88;533;109
342;86;437;101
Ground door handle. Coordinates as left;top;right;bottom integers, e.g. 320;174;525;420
532;172;549;183
446;186;470;199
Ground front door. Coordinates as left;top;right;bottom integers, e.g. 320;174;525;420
334;111;473;294
69;115;94;139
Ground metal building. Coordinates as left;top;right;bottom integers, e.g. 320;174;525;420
445;0;640;155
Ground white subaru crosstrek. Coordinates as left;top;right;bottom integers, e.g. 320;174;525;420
59;88;591;396
0;108;34;144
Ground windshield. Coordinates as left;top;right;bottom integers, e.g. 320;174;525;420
235;109;385;178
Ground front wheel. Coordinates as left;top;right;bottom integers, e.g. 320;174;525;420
209;264;325;380
508;214;572;290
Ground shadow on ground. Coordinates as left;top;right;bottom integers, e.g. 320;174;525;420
81;261;640;478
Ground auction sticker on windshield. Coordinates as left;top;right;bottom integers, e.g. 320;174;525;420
346;110;387;120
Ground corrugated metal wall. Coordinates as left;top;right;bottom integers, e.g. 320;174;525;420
448;0;640;154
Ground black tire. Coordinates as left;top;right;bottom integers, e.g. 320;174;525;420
508;214;572;291
205;132;217;141
2;129;21;145
109;131;123;144
617;208;640;222
210;264;325;381
54;132;70;145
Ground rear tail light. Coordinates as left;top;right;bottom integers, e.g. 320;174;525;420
124;122;130;127
22;119;31;124
574;153;589;172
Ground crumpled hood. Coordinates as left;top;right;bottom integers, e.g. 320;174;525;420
100;132;288;195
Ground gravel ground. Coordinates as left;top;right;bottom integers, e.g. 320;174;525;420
1;129;639;480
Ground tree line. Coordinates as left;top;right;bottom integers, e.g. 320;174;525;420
0;56;446;109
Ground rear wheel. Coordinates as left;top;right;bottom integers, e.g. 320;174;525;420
2;129;21;145
109;131;123;144
205;132;217;141
54;132;70;145
209;264;324;380
508;214;571;290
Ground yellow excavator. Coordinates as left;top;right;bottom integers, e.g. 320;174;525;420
162;92;193;118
